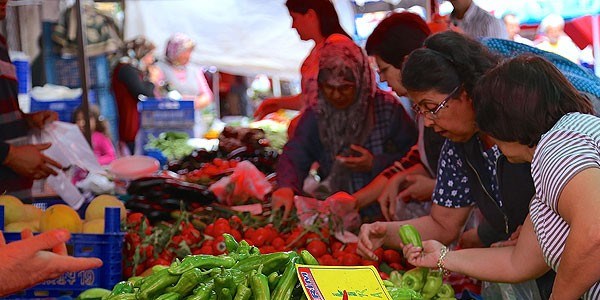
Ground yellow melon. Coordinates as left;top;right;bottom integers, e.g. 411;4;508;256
83;219;105;234
0;195;24;225
22;205;43;222
85;195;126;221
4;221;36;232
39;204;83;233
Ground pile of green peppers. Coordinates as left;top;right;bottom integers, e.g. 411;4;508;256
385;224;456;300
79;234;318;300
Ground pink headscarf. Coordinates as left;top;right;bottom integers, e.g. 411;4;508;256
165;33;195;64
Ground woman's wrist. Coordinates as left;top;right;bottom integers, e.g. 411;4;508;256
437;245;451;276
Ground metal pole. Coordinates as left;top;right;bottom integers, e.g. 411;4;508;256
212;70;220;119
74;0;92;145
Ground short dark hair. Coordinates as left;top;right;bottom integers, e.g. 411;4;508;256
285;0;350;38
401;31;499;96
365;12;430;68
473;54;594;147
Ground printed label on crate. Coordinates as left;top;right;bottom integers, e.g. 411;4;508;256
40;270;96;286
296;265;392;300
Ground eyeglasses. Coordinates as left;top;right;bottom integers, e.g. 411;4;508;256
412;86;460;120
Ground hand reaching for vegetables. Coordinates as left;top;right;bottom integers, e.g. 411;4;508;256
0;229;103;297
271;187;295;220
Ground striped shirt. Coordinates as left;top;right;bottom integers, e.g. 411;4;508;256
451;3;508;39
530;112;600;299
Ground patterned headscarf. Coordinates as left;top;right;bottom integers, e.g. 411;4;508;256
165;33;196;65
315;35;376;193
120;36;155;68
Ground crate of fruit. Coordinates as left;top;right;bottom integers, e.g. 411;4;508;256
0;195;125;299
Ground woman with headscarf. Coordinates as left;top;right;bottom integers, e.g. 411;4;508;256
271;35;417;220
111;36;158;154
155;33;214;110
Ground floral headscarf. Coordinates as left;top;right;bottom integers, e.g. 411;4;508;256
165;33;196;65
120;36;155;68
315;34;376;193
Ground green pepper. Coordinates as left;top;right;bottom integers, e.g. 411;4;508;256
401;267;428;292
386;286;424;300
76;288;111;300
127;276;144;288
155;292;181;300
137;268;181;300
398;224;422;247
422;270;443;299
267;272;281;290
223;233;239;253
249;270;270;300
109;281;134;296
233;283;252;300
233;252;291;274
192;280;215;300
299;250;319;265
382;280;396;287
219;288;233;300
389;270;403;287
106;294;136;300
270;253;301;299
169;255;236;275
436;283;455;298
214;272;237;299
166;267;206;296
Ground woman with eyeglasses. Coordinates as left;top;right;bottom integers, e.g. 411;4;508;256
403;54;600;300
357;31;555;298
271;35;417;221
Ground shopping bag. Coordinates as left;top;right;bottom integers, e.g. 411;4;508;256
209;161;272;205
30;121;104;209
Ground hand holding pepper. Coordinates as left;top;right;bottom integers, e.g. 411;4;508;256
402;240;445;269
0;229;103;297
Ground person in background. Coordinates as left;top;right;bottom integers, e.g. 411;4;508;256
448;0;508;39
253;0;351;136
271;36;417;220
535;14;581;64
502;12;534;46
403;54;600;300
352;12;446;221
155;33;214;110
73;105;116;165
0;0;103;295
111;36;158;155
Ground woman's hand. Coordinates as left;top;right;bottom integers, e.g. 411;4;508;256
0;229;103;297
357;222;388;261
25;111;58;129
377;172;406;221
403;240;445;269
4;144;62;179
336;144;373;172
397;174;435;202
271;187;295;220
254;98;280;120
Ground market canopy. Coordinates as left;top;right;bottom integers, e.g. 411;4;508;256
124;0;356;80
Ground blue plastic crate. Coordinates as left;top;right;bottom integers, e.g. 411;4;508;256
44;54;110;89
29;91;96;122
139;99;195;128
0;206;124;299
13;59;30;94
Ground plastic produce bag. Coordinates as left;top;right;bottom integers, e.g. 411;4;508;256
294;191;361;232
30;121;104;209
209;160;272;205
481;280;541;300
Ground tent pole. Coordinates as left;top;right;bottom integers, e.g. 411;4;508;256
75;0;92;145
593;14;600;77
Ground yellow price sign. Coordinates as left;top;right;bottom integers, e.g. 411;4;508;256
296;264;392;300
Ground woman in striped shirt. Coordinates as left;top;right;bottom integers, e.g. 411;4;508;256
403;54;600;299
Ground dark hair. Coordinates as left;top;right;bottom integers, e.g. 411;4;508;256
285;0;350;38
473;54;594;147
365;12;430;68
401;31;499;96
73;104;111;139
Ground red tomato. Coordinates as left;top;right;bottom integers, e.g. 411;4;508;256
361;259;379;268
373;248;384;262
205;223;215;237
320;228;331;239
252;228;268;247
271;237;286;250
196;245;215;255
341;253;362;266
389;262;404;270
149;257;171;267
330;241;343;253
382;249;402;264
305;233;320;243
379;271;390;280
244;228;256;240
212;236;227;254
230;229;242;242
318;254;336;266
260;245;276;254
344;243;358;254
306;240;328;258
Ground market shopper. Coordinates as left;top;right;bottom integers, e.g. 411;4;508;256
111;36;158;155
403;54;600;300
73;105;116;165
353;12;446;221
272;35;417;220
253;0;351;136
448;0;507;39
0;229;103;297
155;33;214;110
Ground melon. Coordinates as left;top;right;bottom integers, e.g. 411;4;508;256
85;195;126;221
83;219;105;234
39;204;83;233
4;221;36;232
0;195;24;225
22;205;43;222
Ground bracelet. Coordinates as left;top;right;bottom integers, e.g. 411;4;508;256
437;245;451;277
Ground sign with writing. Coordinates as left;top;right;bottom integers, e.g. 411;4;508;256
296;265;392;300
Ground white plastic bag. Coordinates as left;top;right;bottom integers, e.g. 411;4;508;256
294;192;361;232
30;121;104;209
481;280;541;300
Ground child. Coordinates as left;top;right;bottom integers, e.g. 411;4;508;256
73;105;117;165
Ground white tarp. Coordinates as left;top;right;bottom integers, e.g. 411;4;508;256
124;0;356;80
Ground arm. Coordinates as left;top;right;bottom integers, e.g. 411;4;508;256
405;216;550;283
552;167;600;299
357;204;472;260
94;134;116;165
254;94;304;120
193;69;214;110
117;64;155;98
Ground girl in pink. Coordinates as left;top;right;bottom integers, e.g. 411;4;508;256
73;105;117;165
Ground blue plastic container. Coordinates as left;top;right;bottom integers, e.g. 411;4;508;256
29;91;96;122
13;59;29;94
0;205;124;299
139;99;195;128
